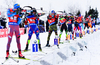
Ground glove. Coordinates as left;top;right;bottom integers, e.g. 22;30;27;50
14;8;22;14
17;18;22;25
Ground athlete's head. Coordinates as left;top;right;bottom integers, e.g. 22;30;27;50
32;8;37;14
51;10;55;14
14;3;20;10
50;10;55;18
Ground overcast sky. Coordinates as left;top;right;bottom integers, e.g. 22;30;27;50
0;0;100;16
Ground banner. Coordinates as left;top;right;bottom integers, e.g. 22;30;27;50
20;28;24;35
0;12;1;15
0;29;7;38
0;28;25;38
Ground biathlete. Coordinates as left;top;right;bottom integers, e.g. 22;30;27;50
6;4;25;59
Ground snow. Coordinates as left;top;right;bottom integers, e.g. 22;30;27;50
0;26;100;65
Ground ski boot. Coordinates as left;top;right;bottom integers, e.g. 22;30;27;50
6;50;9;59
72;34;74;40
46;44;50;47
24;44;29;51
57;45;60;49
18;50;25;58
38;44;42;51
46;41;50;47
66;37;68;40
80;33;83;38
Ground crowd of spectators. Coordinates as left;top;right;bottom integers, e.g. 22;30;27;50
0;17;7;29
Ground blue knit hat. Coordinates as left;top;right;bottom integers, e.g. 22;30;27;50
51;10;55;14
14;4;20;9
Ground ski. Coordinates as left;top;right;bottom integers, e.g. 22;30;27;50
60;40;70;44
60;42;64;44
43;44;55;48
43;44;59;49
12;49;47;55
10;56;19;63
39;51;47;54
12;49;31;54
1;58;9;64
65;40;70;43
77;42;83;48
69;46;77;56
1;55;19;64
57;45;60;49
22;49;31;53
77;42;83;51
13;57;39;62
1;55;11;64
59;40;64;44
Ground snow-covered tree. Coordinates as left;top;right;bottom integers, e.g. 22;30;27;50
68;5;82;16
4;0;17;8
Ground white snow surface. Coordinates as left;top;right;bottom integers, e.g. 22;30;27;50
0;26;100;65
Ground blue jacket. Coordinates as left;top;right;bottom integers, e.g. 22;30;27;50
7;9;22;25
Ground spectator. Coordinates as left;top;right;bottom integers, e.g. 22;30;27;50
0;26;2;29
0;17;7;28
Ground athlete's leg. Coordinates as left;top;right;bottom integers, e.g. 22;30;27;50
59;26;63;40
6;25;14;51
15;25;21;51
6;25;14;59
25;28;33;50
35;28;42;51
15;25;25;58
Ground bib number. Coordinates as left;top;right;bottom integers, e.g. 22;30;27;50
11;16;17;20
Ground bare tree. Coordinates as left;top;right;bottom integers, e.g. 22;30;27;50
68;5;81;15
4;0;17;8
11;0;17;6
0;5;6;17
0;0;17;18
